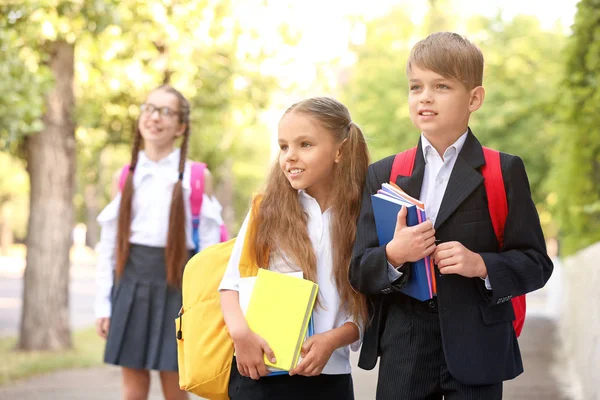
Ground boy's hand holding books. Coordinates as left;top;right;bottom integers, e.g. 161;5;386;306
433;241;488;279
385;205;437;267
232;329;276;380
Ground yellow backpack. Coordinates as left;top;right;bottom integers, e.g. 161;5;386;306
176;199;262;399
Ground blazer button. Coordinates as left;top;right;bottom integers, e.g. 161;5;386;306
428;300;436;309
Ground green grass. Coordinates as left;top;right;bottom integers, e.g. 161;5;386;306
0;327;104;386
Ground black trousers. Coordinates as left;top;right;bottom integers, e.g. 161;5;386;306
376;295;503;400
229;357;354;400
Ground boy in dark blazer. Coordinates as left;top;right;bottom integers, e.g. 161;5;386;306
349;32;553;400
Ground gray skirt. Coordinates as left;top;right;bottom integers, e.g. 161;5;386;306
104;244;190;372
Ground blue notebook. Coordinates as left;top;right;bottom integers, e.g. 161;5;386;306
371;193;434;301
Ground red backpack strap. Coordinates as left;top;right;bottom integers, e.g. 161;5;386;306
481;147;525;337
481;148;507;247
390;147;418;182
190;162;206;218
118;164;131;192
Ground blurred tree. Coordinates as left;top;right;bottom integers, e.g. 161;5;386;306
550;0;600;255
469;15;565;209
1;0;117;351
424;0;456;33
340;7;417;162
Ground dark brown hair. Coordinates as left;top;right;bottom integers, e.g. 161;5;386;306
406;31;484;89
252;97;369;322
116;85;191;287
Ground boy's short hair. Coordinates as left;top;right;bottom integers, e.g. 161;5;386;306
406;32;484;89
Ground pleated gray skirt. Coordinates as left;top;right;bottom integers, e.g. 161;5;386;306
104;244;188;372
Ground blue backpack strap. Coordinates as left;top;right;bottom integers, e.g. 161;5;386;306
189;162;206;253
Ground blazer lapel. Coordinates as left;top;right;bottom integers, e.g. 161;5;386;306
394;139;426;199
434;130;486;230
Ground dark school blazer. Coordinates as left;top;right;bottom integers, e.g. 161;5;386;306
349;129;553;386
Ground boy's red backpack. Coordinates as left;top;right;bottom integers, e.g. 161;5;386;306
390;146;526;337
118;162;229;252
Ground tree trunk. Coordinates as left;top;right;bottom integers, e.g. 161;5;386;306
18;40;76;351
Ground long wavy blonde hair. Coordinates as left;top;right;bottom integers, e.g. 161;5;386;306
251;97;369;322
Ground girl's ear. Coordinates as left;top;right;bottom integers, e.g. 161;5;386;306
174;123;187;138
334;138;348;163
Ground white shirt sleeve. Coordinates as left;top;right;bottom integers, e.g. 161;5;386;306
199;194;224;251
94;194;121;319
341;313;364;352
217;210;251;292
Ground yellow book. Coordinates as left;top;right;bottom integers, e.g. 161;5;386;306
245;268;318;372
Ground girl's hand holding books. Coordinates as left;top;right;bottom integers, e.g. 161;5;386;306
288;332;335;377
233;329;276;380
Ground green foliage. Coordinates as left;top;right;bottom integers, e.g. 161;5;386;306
0;153;29;239
0;8;51;151
551;0;600;255
0;0;119;151
469;15;565;207
341;8;418;162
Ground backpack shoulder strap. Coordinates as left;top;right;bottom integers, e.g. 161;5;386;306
480;147;508;248
189;162;207;218
480;147;526;338
118;164;131;192
190;162;207;253
390;147;418;183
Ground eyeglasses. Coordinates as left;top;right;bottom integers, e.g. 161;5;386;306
140;103;179;118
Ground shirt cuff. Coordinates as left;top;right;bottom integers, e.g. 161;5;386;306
387;261;404;283
94;294;112;318
481;276;492;290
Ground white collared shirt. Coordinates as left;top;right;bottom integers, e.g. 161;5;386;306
219;190;360;375
389;131;491;288
420;131;468;226
94;148;224;318
420;131;492;289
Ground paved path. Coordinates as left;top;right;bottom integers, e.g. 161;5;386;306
0;262;569;399
0;316;566;400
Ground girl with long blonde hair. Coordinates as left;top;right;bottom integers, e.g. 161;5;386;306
219;96;369;399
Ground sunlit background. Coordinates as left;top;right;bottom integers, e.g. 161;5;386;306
1;0;600;398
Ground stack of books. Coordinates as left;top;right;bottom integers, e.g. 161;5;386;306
239;269;317;375
371;182;436;301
